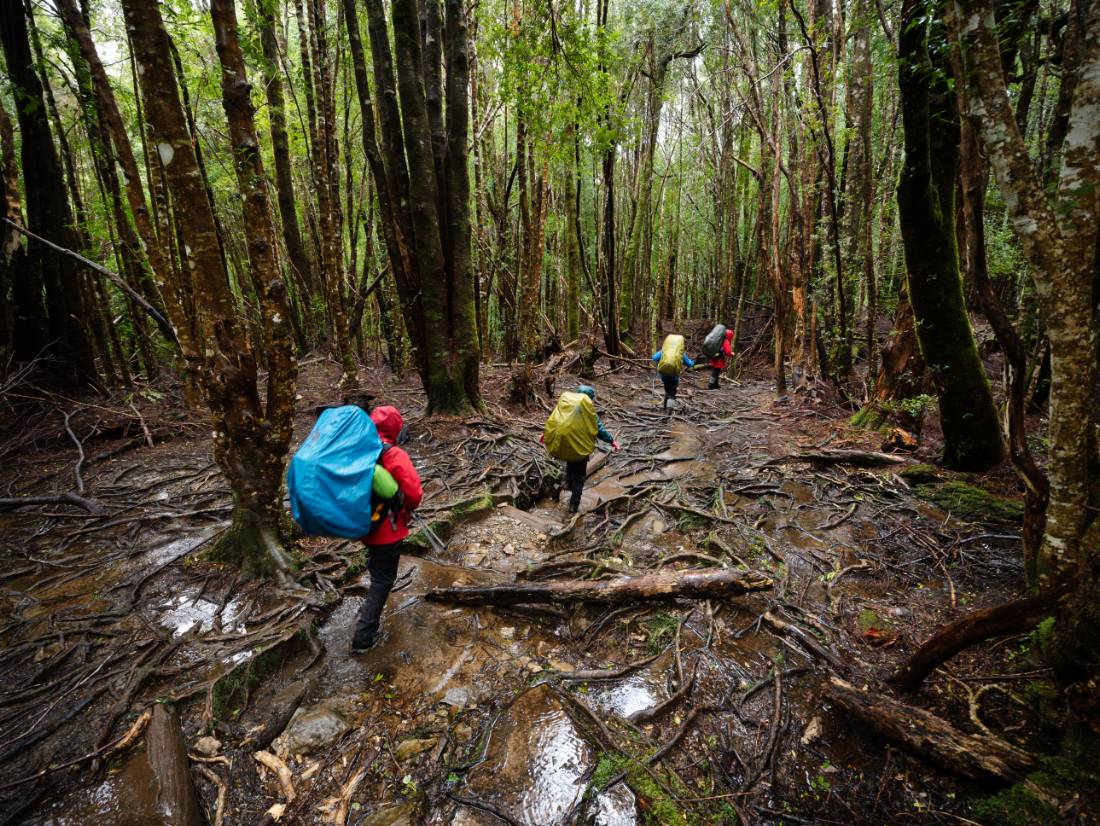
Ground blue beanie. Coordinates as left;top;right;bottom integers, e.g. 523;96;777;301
577;385;596;400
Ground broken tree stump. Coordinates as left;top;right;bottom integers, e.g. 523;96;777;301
146;703;203;826
823;676;1034;783
426;568;772;606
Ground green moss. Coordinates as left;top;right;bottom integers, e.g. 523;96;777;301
972;781;1057;825
899;463;944;485
850;405;885;430
629;765;689;826
973;756;1100;825
1021;677;1061;724
452;492;496;519
857;609;890;633
643;613;679;653
591;751;630;789
912;480;1023;523
1032;616;1056;656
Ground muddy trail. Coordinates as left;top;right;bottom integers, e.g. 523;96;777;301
0;361;1037;825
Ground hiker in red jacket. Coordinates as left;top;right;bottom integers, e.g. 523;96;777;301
352;405;422;654
707;329;735;389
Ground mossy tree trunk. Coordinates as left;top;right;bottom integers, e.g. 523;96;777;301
896;0;1005;471
517;119;550;362
123;0;297;582
950;0;1100;713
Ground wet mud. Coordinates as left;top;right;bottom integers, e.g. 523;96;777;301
1;364;1034;825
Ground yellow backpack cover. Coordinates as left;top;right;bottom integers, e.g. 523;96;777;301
544;392;598;461
658;334;686;376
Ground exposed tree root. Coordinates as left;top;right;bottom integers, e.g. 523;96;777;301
889;586;1069;692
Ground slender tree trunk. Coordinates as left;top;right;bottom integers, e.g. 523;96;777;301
564;125;583;341
256;0;314;299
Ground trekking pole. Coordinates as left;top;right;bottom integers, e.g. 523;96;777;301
411;512;447;554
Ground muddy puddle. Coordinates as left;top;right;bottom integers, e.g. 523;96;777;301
29;746;162;826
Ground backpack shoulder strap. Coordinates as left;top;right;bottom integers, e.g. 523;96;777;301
377;443;392;464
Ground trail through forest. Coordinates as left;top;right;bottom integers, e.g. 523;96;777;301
0;359;1043;825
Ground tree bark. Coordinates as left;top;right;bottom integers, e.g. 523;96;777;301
306;0;356;387
426;569;772;606
951;0;1098;583
56;0;196;391
358;0;481;413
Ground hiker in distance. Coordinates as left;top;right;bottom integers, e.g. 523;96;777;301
704;326;735;389
542;385;620;513
652;334;695;412
352;406;422;653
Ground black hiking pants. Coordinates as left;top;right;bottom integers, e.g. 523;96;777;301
564;459;588;512
353;540;402;648
708;367;721;389
660;374;680;409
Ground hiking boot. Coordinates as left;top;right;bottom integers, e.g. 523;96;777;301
350;638;376;655
351;630;386;654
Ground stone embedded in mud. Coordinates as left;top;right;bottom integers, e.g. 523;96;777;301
274;703;351;755
467;683;593;826
192;735;221;756
394;737;438;761
595;784;637;826
361;801;419;826
443;686;472;707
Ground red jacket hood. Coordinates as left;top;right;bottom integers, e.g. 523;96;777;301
371;406;404;444
725;329;734;339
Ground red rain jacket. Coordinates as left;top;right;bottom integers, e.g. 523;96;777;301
362;406;423;546
709;330;735;369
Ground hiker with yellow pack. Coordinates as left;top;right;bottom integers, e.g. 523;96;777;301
651;334;695;412
541;385;620;513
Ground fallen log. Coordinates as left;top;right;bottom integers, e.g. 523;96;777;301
789;449;907;467
824;676;1034;783
425;568;772;607
889;587;1069;692
146;703;203;826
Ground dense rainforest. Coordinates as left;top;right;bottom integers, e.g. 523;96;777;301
0;0;1098;822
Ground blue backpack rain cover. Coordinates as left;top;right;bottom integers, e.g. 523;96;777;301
287;406;384;538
